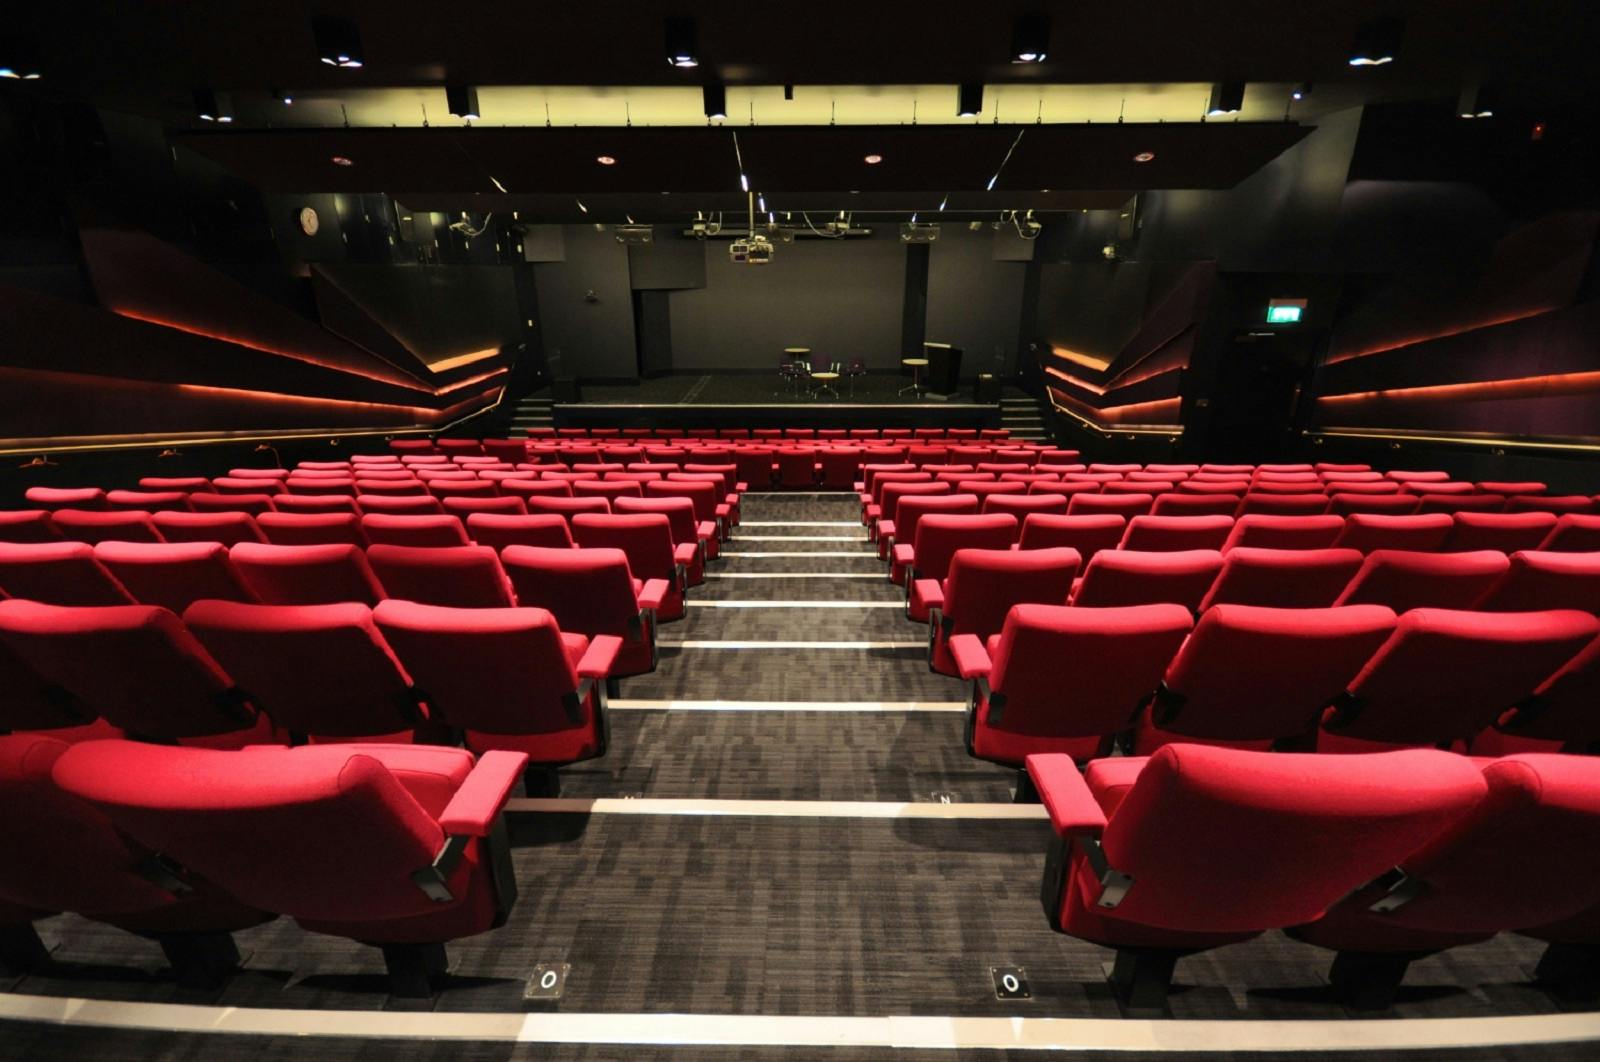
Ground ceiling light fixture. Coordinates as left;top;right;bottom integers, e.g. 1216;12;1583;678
271;86;293;105
1133;151;1155;162
331;156;354;166
1348;18;1402;66
864;153;883;164
1206;81;1245;116
490;175;508;193
312;16;364;68
445;84;480;121
1011;13;1050;63
0;37;42;79
596;155;617;166
576;199;588;214
957;83;984;118
1290;81;1312;101
664;17;699;68
193;88;233;123
703;83;727;120
1457;84;1498;119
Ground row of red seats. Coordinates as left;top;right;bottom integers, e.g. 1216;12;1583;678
951;599;1600;765
407;427;1022;448
1;732;527;997
1025;744;1600;1010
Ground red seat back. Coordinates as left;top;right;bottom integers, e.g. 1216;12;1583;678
1200;547;1365;610
0;541;135;606
1073;550;1223;611
93;541;258;613
1333;549;1509;612
367;545;516;608
228;542;387;605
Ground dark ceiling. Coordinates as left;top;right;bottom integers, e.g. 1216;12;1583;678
17;1;1600;98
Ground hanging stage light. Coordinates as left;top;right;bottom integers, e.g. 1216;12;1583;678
703;83;727;120
193;87;233;123
1348;18;1402;67
1206;81;1245;116
446;84;481;120
957;83;984;118
665;17;699;68
312;16;365;68
1011;14;1050;63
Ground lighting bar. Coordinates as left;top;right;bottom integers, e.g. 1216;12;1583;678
446;84;481;120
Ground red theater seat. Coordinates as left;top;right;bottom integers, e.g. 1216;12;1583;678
357;494;447;516
1235;492;1330;517
188;492;277;516
1136;604;1397;754
105;490;191;513
1072;550;1223;611
1318;608;1599;750
1026;745;1483;1010
954;602;1189;764
1150;493;1240;517
920;548;1081;676
228;542;387;605
613;497;712;585
1290;755;1600;1010
360;514;470;548
24;487;107;511
1472;551;1600;614
273;494;359;515
440;496;527;519
501;546;666;679
367;545;516;609
0;541;136;606
1199;548;1365;611
1329;493;1419;516
139;477;209;492
0;600;266;742
1331;513;1453;554
151;511;265;547
1016;514;1126;561
0;511;61;544
1068;493;1155;519
1505;494;1594;515
881;494;979;568
374;601;619;789
1333;550;1510;612
183;601;423;742
52;510;164;545
571;514;690;621
257;512;366;547
899;515;1017;617
1119;515;1233;553
0;733;272;985
53;739;525;997
1220;514;1344;552
1441;512;1558;553
93;541;258;614
1486;632;1600;752
1538;514;1600;553
464;513;574;552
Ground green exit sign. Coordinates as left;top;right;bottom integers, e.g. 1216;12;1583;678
1267;298;1307;324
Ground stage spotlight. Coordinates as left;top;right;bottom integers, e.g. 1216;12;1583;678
703;83;727;120
312;16;365;68
1348;18;1401;67
446;84;481;120
1290;82;1312;101
1011;14;1050;63
1206;81;1245;116
0;38;43;79
665;17;698;68
193;88;233;123
957;83;984;117
1458;84;1498;119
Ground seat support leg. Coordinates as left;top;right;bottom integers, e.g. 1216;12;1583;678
523;764;562;798
381;942;449;999
1329;950;1415;1011
158;931;241;990
1108;949;1179;1014
1011;768;1040;804
0;923;49;976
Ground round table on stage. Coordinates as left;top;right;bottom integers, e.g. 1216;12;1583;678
809;368;841;398
900;357;929;397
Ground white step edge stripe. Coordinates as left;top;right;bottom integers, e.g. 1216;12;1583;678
686;600;903;608
608;698;966;712
706;572;886;579
741;521;860;527
506;797;1043;819
718;551;875;557
734;535;866;542
659;640;925;649
2;994;1596;1052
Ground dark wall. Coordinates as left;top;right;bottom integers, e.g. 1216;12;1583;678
532;223;636;381
668;231;906;371
926;225;1028;377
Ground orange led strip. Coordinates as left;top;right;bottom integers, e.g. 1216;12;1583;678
1318;370;1600;405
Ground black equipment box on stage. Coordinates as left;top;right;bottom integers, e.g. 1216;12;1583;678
923;342;962;395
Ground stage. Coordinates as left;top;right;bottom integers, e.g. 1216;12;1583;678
545;373;1003;431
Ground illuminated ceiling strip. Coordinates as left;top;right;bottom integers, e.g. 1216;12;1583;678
1307;428;1600;454
111;308;435;394
424;347;501;373
1318;370;1600;405
1323;305;1564;365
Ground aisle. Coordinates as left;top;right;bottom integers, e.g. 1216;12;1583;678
558;490;1022;803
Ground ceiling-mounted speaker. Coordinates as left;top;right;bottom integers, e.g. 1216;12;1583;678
1117;195;1141;242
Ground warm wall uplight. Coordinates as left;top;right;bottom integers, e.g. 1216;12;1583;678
1049;345;1112;372
1317;371;1600;406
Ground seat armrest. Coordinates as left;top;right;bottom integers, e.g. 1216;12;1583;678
1025;754;1107;838
734;481;748;493
438;750;530;837
866;503;881;521
637;578;670;611
577;635;623;680
695;520;717;542
947;634;992;680
673;542;698;567
891;543;914;567
912;578;944;611
877;519;896;544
